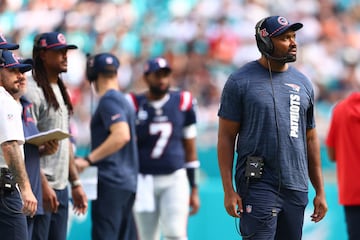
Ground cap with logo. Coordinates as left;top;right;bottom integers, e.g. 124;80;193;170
35;32;78;50
86;53;120;82
144;57;171;75
0;50;32;73
258;16;303;38
255;16;303;59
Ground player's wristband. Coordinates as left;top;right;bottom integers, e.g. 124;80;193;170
85;156;93;166
185;160;200;189
71;179;82;188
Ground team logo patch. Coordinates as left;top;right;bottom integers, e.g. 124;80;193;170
57;33;67;44
157;58;168;67
277;16;289;26
111;113;121;121
40;39;47;47
260;28;269;37
106;56;114;64
246;205;252;213
285;83;300;92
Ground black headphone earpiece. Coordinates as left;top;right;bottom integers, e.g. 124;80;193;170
86;53;97;83
255;17;273;57
0;50;4;64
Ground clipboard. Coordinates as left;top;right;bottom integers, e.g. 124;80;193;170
25;128;71;146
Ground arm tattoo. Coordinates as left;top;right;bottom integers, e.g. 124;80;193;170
1;140;29;190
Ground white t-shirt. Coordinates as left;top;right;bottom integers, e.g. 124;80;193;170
0;86;25;168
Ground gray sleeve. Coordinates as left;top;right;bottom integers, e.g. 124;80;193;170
24;79;45;124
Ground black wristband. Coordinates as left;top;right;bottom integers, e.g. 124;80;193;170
186;168;197;188
84;156;92;166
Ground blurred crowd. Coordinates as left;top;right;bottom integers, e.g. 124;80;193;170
2;0;360;150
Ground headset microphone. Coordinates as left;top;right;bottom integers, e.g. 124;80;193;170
263;52;296;63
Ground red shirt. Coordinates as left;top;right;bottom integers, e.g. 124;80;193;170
326;92;360;205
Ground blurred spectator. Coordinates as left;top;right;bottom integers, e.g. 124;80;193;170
1;0;359;150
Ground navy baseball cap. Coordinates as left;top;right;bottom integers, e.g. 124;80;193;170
20;58;33;66
259;16;303;38
0;50;32;73
92;53;120;74
144;57;171;75
35;32;77;50
0;34;19;50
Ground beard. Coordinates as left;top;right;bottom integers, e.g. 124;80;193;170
149;85;170;97
284;53;296;63
5;86;20;95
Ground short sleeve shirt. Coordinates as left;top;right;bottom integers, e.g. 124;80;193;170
25;78;70;190
91;89;138;192
218;61;315;191
0;86;24;168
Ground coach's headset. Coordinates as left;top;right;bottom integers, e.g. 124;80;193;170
255;17;295;62
255;17;274;58
86;53;97;83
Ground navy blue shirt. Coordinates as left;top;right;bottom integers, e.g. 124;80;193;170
90;89;138;192
218;61;315;192
130;90;197;175
21;96;44;215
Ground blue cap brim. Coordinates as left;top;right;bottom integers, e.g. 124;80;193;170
0;42;19;50
7;63;32;73
48;44;78;50
145;66;171;75
271;23;303;37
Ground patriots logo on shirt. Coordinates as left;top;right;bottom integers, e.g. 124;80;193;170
285;83;300;92
111;113;121;121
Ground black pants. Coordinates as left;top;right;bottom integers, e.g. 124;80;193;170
91;180;137;240
344;205;360;240
238;179;308;240
0;189;28;240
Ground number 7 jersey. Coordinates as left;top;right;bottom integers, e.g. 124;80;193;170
127;90;197;175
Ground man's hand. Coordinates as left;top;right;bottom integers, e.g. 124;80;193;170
39;140;59;156
21;188;38;217
42;181;59;213
224;190;243;218
74;158;90;174
71;185;88;215
311;194;328;222
189;187;200;215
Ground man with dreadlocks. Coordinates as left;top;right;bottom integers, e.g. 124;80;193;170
25;32;88;240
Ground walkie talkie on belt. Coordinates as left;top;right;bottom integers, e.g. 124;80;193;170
0;168;16;195
245;156;264;179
